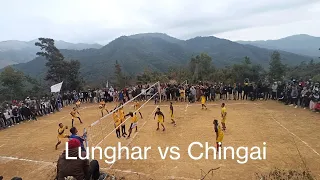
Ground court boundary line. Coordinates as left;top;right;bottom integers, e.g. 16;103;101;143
0;156;55;165
108;105;158;169
59;106;89;120
270;116;320;157
0;106;91;142
146;102;256;107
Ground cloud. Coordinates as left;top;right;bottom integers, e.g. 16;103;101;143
0;0;319;43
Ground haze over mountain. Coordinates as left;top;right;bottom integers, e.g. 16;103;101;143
10;33;312;83
0;40;102;68
237;34;320;57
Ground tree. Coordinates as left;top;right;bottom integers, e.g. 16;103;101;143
65;60;83;91
35;38;83;91
114;60;125;88
0;66;25;100
137;69;152;84
24;75;46;99
269;51;286;81
35;38;66;83
244;56;252;65
309;59;314;66
189;53;213;82
167;66;190;83
312;74;320;82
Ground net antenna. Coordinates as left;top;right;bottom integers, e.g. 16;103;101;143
158;81;161;103
181;80;188;86
87;81;160;148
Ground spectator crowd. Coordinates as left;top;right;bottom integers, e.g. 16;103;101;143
0;85;160;130
1;80;319;129
159;79;319;112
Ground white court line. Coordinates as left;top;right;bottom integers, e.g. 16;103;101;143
0;156;55;165
271;116;320;157
206;102;252;106
108;106;158;169
185;104;189;112
101;167;198;180
146;102;253;107
59;106;88;120
0;106;91;147
147;105;185;107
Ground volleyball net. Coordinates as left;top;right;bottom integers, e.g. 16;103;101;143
86;81;161;149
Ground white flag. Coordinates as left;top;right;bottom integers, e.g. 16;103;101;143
51;82;63;93
106;81;109;88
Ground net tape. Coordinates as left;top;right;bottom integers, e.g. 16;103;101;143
90;81;160;127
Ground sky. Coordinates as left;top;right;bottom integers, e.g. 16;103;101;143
0;0;319;44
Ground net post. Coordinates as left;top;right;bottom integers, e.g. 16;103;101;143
83;127;91;161
158;81;161;103
183;80;188;102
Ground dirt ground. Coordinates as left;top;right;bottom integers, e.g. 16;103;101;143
0;100;320;180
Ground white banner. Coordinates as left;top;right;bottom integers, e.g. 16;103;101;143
51;81;63;93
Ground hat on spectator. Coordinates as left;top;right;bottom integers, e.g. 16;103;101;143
68;138;81;149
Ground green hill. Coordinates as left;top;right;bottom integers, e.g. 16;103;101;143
11;33;312;82
0;40;102;68
237;34;320;57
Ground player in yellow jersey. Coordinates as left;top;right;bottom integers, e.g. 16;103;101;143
112;109;121;138
134;101;143;119
118;106;127;137
180;88;185;102
70;107;82;127
213;119;224;153
75;100;81;108
125;112;138;139
170;102;176;126
154;108;165;131
99;100;109;117
55;123;69;150
201;94;207;110
221;103;227;131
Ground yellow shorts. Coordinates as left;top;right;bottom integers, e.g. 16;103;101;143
217;135;224;143
171;114;174;119
57;134;68;141
221;118;226;123
115;123;121;128
158;119;164;124
72;116;79;119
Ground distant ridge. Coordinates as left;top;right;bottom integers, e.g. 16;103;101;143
7;33;311;82
0;40;103;68
237;34;320;57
